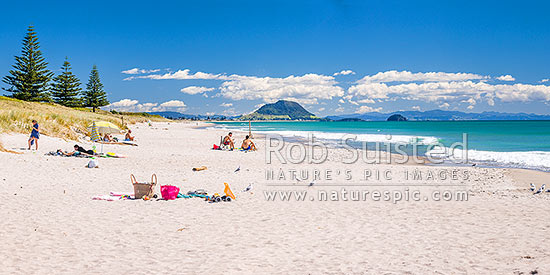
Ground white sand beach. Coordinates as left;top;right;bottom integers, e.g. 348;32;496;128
1;122;549;274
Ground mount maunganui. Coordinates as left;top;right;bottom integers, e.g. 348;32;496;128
238;100;320;120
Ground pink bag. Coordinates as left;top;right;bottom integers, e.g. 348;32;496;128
160;185;180;200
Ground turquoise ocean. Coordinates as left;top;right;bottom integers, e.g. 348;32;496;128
211;121;550;171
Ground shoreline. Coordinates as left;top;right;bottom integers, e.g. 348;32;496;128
206;121;550;173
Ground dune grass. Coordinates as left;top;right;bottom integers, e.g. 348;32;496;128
0;96;168;151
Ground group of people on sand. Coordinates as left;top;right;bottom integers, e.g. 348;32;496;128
102;130;135;143
222;132;257;151
26;120;135;151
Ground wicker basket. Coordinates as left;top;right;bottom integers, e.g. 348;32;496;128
131;174;157;199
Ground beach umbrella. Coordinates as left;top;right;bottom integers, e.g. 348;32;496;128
89;122;101;142
88;121;121;134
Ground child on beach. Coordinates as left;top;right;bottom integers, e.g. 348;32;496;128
28;120;39;150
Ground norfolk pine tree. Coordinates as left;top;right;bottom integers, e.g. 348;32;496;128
51;58;82;107
83;65;109;112
2;25;53;101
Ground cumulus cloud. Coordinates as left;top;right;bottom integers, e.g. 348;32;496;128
358;99;375;104
411;106;421;111
218;74;344;103
109;99;139;107
123;67;550;112
125;69;223;81
357;70;486;83
333;70;355;76
159;100;186;108
220;102;233;107
356;105;382;113
334;106;345;113
348;81;550;108
439;103;450;109
104;99;186;112
496;75;515;81
121;68;160;75
180;86;215;95
542;79;549;83
220;108;238;116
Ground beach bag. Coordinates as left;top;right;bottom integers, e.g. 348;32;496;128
161;185;180;200
87;159;99;168
131;174;157;199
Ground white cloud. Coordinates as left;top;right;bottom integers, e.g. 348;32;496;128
159;100;186;108
104;99;186;112
334;106;345;113
356;105;382;113
220;108;238;116
123;67;550;112
220;102;233;107
496;75;515;81
348;81;550;107
318;107;325;112
462;98;477;106
358;99;375;104
180;86;215;95
281;97;319;106
124;69;223;81
357;70;486;83
218;74;344;103
467;105;474;110
411;106;421;111
333;70;355;76
439;103;450;109
109;99;139;107
542;79;549;83
121;68;160;75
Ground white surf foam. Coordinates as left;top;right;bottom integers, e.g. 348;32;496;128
426;147;550;170
209;125;440;145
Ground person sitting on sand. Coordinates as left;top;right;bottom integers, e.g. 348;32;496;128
57;144;95;157
241;135;257;151
124;130;135;141
103;133;113;142
222;132;235;150
28;120;40;150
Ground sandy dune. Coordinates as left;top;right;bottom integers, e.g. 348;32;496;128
0;122;549;274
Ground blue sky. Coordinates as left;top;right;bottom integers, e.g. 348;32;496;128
1;0;550;116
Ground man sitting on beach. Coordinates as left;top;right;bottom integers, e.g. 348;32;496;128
103;133;112;142
241;135;257;151
222;132;235;150
125;130;135;141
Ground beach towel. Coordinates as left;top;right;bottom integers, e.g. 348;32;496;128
92;194;132;201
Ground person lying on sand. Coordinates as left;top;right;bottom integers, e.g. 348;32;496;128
222;132;235;150
241;135;257;151
124;130;135;141
57;145;95;157
28;120;40;150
